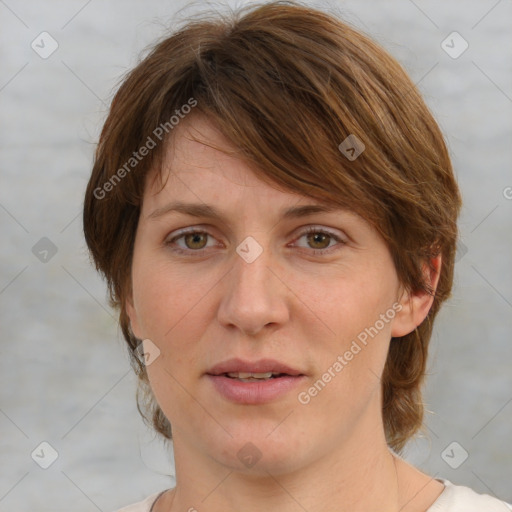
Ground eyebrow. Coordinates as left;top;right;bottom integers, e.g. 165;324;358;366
147;201;343;222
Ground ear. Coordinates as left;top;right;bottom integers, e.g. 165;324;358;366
125;291;143;340
391;253;442;338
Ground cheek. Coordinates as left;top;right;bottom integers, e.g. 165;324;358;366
322;271;396;342
132;257;204;339
302;286;395;425
132;258;217;396
308;270;397;392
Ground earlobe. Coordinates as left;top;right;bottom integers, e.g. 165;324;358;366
391;254;442;338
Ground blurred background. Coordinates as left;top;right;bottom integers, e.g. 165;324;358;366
1;0;511;510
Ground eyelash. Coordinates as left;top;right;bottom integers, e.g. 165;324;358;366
165;226;346;257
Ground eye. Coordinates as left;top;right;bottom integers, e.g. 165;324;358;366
291;226;345;255
165;226;346;256
165;229;218;255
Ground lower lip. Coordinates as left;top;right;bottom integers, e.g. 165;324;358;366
206;374;305;404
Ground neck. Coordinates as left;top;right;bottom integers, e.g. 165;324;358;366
168;414;404;512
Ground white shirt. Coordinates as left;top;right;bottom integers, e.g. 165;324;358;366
114;479;512;511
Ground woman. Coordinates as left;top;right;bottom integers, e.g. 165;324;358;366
83;1;511;510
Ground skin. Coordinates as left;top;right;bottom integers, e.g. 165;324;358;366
126;114;445;512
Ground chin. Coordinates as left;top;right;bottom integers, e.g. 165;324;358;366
208;423;311;476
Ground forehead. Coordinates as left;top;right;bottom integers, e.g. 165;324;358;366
139;114;374;236
135;116;384;247
143;114;324;208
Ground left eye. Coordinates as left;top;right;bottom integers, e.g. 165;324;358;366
166;227;344;255
292;227;344;253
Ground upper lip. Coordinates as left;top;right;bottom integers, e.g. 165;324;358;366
206;358;304;376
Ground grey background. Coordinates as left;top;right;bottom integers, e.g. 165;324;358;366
1;0;511;510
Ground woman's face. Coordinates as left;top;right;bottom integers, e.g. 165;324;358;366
126;115;428;475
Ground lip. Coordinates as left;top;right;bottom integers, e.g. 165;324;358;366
206;358;303;376
206;358;306;405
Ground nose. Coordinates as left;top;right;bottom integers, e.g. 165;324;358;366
217;240;290;337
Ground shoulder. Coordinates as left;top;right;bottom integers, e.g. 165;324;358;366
428;479;512;512
111;491;164;512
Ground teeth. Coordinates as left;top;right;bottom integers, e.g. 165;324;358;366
227;372;274;379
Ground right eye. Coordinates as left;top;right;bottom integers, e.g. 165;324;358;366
165;228;219;255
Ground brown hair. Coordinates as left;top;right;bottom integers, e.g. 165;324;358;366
83;0;462;453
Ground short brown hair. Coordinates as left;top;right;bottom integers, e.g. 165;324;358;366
83;0;462;453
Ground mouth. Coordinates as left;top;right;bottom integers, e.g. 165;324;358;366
221;371;294;382
206;358;306;404
206;358;304;378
